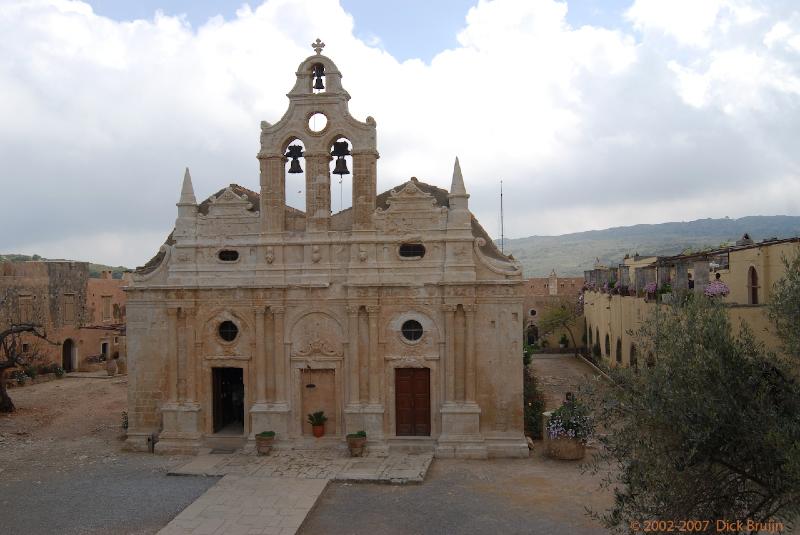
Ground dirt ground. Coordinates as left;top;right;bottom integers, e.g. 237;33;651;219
0;376;216;535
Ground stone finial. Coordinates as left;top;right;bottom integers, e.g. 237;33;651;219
178;167;196;205
311;38;325;55
450;157;467;196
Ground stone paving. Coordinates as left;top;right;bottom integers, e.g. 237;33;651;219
159;449;434;534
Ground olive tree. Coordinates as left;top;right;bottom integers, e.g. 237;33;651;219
0;323;53;412
585;296;800;533
768;249;800;359
538;297;581;356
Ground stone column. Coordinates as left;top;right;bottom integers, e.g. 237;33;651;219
675;262;688;292
366;305;380;405
694;261;709;295
443;304;456;403
351;150;377;230
166;307;178;403
272;306;286;402
347;305;360;404
304;152;331;232
265;311;275;402
254;307;267;404
658;264;671;287
258;154;285;234
184;307;197;403
464;304;476;403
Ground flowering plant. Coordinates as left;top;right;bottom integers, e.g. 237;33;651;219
644;282;657;294
547;398;593;443
704;280;730;297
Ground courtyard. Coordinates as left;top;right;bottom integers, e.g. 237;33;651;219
1;355;612;534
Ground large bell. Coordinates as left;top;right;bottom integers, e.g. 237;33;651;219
288;158;303;174
313;75;325;90
285;144;304;174
332;156;350;176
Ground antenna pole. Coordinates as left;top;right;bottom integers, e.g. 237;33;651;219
500;179;505;255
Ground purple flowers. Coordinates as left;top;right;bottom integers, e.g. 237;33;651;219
644;282;657;294
704;280;730;297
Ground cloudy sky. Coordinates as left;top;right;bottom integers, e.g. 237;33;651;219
1;0;799;268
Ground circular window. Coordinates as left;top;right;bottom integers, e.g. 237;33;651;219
218;320;238;342
308;112;328;133
401;319;423;341
529;309;536;317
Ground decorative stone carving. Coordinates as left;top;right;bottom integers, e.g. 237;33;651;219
204;187;255;218
265;247;275;264
311;245;321;263
292;337;342;357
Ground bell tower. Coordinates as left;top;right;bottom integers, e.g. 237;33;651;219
257;39;379;234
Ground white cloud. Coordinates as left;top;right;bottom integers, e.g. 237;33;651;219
0;0;798;268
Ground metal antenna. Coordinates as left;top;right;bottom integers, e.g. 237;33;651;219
500;179;505;255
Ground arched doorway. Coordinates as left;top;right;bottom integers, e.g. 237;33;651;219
526;325;539;345
62;339;74;372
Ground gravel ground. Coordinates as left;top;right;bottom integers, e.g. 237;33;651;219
299;454;611;535
0;376;217;534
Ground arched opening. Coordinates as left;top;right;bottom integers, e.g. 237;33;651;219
595;328;600;350
526;325;539;345
748;266;759;305
616;338;622;364
329;137;353;213
604;334;610;357
311;62;326;93
284;138;306;212
630;344;638;369
588;325;593;345
62;339;74;373
646;352;655;368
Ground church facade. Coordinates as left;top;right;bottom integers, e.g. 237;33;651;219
125;43;527;458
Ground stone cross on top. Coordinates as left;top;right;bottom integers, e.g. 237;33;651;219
311;38;325;55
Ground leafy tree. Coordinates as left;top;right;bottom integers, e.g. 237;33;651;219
586;297;800;533
0;323;55;412
768;249;800;359
538;297;581;356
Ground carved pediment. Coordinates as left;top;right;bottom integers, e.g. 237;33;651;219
375;182;447;233
204;187;255;218
292;338;343;358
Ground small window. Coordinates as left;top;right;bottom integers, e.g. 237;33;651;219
218;250;239;262
401;319;423;341
218;320;239;342
63;294;75;324
102;295;112;321
399;243;425;258
22;343;30;353
529;309;536;317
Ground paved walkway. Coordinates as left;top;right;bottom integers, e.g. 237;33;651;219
159;450;433;534
530;353;604;410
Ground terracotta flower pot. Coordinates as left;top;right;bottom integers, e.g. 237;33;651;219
312;424;325;438
346;436;367;457
547;437;586;460
106;359;118;377
255;434;274;456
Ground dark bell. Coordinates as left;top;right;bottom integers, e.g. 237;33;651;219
312;64;325;90
331;141;350;158
332;156;349;176
314;76;325;90
288;158;303;174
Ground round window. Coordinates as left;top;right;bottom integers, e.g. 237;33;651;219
218;320;238;342
308;112;328;133
401;319;423;341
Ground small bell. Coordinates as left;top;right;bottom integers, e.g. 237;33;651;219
312;64;325;90
333;156;349;176
285;144;304;174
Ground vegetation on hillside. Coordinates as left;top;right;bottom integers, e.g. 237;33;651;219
503;215;800;277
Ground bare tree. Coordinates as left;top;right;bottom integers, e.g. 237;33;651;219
0;323;56;412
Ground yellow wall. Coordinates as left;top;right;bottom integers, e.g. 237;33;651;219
584;241;799;367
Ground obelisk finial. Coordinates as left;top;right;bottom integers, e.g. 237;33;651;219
311;38;325;55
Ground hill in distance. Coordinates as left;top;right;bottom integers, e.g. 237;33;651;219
0;253;130;279
503;215;800;277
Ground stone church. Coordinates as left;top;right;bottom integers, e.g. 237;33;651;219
125;42;527;458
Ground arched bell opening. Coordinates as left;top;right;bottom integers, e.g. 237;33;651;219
283;137;307;212
311;62;326;93
328;136;353;214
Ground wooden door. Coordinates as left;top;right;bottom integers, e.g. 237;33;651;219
395;368;430;436
301;369;336;436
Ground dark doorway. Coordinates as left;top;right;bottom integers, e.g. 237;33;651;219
101;342;109;360
395;368;430;436
212;367;244;434
62;339;74;373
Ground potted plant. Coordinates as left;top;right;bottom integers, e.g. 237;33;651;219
307;411;328;438
255;431;276;455
704;280;730;298
346;430;367;457
546;396;593;460
558;334;569;349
